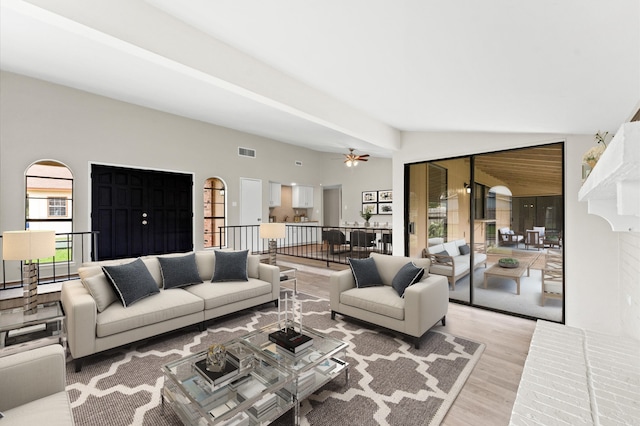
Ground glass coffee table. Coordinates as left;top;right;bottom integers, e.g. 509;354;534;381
162;322;348;425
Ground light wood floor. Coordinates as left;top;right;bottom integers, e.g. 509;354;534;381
282;258;536;426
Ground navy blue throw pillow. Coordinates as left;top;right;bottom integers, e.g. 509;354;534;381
158;253;203;289
458;244;471;255
212;250;249;282
348;257;383;288
102;259;159;307
392;262;425;297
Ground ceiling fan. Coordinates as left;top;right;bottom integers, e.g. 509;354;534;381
344;148;369;167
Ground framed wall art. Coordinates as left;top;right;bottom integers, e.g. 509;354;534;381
378;202;392;215
362;191;377;203
378;190;392;202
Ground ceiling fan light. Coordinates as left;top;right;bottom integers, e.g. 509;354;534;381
346;160;353;167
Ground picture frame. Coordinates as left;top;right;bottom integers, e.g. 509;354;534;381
361;203;378;215
378;190;392;202
362;191;377;203
378;202;392;215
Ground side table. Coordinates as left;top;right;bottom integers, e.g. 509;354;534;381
278;266;297;294
0;301;66;357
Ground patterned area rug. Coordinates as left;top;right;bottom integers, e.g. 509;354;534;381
66;291;484;426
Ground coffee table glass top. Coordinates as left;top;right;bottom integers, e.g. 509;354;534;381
242;321;348;373
162;339;294;425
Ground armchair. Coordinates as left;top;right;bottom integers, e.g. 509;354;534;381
0;344;74;425
498;227;523;247
525;230;544;250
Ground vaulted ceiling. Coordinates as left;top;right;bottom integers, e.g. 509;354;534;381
1;0;638;158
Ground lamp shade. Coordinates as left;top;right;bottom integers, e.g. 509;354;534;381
259;223;286;239
2;230;56;261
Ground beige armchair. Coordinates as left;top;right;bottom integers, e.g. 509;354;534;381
0;344;74;425
330;253;449;349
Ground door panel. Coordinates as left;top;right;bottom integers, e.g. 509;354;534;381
92;164;193;260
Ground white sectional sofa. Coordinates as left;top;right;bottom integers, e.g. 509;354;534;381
0;344;74;425
423;239;487;289
61;250;279;371
330;253;449;348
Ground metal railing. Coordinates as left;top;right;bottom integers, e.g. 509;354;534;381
219;225;392;266
1;231;99;290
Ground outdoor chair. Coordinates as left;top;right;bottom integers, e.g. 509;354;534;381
525;230;544;250
498;227;523;247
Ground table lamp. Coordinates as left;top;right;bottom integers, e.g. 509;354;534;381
2;230;56;314
259;223;286;265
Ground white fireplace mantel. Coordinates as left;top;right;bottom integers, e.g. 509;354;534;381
578;122;640;232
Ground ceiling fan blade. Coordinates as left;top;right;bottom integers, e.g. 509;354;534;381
358;157;369;161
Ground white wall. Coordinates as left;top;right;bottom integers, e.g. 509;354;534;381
0;71;389;278
392;131;634;338
317;154;392;225
0;73;320;226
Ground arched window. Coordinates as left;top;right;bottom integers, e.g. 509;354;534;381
25;160;73;263
204;177;226;248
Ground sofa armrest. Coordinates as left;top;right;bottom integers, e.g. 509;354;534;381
61;280;97;359
329;269;355;312
258;263;280;301
403;274;449;337
0;344;66;411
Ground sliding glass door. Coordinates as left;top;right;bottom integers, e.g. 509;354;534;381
405;143;564;322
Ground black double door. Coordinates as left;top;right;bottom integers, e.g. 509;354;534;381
92;165;193;260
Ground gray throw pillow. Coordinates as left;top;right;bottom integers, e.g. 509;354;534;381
459;244;470;255
434;250;450;263
392;262;425;298
158;253;203;289
102;258;160;307
212;250;249;282
348;257;383;288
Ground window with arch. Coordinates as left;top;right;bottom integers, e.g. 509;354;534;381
204;177;226;248
25;160;73;262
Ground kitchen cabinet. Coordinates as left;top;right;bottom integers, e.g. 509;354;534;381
269;182;281;207
292;185;314;208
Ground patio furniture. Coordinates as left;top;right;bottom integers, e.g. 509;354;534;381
524;230;543;250
498;227;523;247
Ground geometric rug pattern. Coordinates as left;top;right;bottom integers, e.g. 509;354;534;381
66;291;484;426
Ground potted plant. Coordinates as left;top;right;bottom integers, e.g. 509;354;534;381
498;257;519;268
582;131;608;168
360;206;374;227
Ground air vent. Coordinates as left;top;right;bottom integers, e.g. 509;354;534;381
295;160;303;167
238;147;256;158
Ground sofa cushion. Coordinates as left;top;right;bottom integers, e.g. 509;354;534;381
348;257;383;288
212;250;248;282
340;286;404;320
96;288;204;337
391;262;425;297
458;244;470;255
443;241;460;256
158;253;203;289
195;251;260;282
81;272;118;312
102;259;160;307
185;279;272;310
